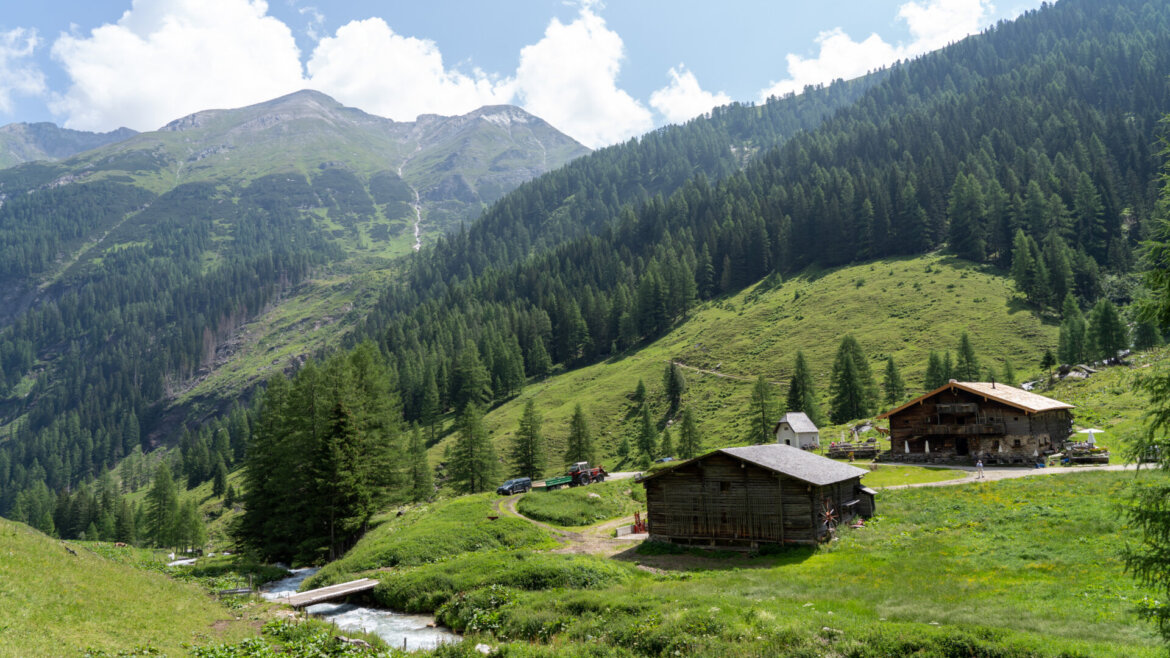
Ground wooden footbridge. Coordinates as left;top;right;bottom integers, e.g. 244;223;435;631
279;578;379;608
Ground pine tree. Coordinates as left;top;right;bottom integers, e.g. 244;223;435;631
635;404;657;458
659;427;675;458
663;362;686;413
408;425;433;502
882;356;905;408
955;332;980;380
511;399;546;479
785;351;823;425
750;375;775;444
678;407;701;459
450;403;499;494
564;404;595;465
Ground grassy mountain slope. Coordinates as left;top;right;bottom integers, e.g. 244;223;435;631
0;122;136;169
448;254;1057;474
0;517;252;655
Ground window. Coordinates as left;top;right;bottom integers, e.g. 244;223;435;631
1013;439;1021;448
720;481;731;493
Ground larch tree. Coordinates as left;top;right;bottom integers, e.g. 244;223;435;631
408;425;433;502
955;332;980;381
750;375;776;444
635;404;658;458
663;362;686;413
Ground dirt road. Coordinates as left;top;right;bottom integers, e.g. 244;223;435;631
877;462;1142;490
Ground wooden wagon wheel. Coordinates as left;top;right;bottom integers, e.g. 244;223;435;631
820;498;839;542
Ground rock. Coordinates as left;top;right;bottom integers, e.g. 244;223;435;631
335;636;371;648
475;643;493;654
588;492;601;499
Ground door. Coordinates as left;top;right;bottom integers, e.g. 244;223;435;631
956;437;969;456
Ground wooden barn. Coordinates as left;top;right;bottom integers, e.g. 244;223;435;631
774;411;820;449
639;444;874;548
877;381;1074;464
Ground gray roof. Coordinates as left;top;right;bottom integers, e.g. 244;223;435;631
776;411;818;434
719;444;868;486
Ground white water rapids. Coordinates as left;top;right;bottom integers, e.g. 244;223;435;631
260;567;457;651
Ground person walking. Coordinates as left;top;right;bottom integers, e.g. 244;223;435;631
975;459;984;479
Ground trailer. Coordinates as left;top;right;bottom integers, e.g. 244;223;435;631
533;475;573;491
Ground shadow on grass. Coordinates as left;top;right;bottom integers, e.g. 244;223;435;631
610;540;816;571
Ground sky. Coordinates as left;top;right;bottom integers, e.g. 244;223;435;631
0;0;1045;149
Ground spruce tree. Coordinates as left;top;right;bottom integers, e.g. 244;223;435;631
678;407;701;459
408;426;433;502
1002;360;1018;387
659;427;675;459
450;403;499;494
635;404;657;458
1089;299;1128;361
830;336;877;417
564;404;595;465
1058;292;1088;365
212;459;228;498
785;351;823;425
511;399;546;479
924;351;945;390
750;375;775;444
1134;320;1165;351
663;362;686;413
882;356;906;408
451;348;493;412
942;351;954;382
955;332;980;380
829;352;868;424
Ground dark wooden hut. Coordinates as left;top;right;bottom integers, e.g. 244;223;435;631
876;381;1074;464
639;444;874;547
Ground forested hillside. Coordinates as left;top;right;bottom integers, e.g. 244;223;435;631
356;0;1169;440
0;78;875;522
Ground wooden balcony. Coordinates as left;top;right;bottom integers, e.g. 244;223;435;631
908;422;1005;436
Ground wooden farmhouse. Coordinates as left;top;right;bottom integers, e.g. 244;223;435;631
640;445;874;548
877;381;1074;464
773;412;820;449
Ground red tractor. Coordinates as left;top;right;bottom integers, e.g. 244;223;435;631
568;461;607;486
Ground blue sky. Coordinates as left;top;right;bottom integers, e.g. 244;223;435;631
0;0;1043;147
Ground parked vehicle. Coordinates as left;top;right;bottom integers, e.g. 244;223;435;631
568;461;607;486
534;475;573;491
496;477;532;495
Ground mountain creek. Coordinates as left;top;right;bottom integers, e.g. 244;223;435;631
260;567;457;651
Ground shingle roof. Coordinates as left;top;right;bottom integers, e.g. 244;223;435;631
720;444;868;486
876;381;1074;419
775;411;818;434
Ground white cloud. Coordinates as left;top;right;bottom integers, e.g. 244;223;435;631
759;0;995;101
305;18;511;121
0;28;47;115
50;0;305;131
44;0;652;147
649;65;731;125
512;7;652;148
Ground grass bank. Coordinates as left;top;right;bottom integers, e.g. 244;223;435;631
305;493;557;589
516;480;645;527
0;518;254;656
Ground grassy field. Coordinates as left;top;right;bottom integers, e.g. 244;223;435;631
426;471;1162;656
860;462;966;487
0;518;255;656
304;493;558;589
516;480;645;527
430;254;1059;481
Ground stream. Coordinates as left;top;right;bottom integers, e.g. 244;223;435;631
260;568;457;651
